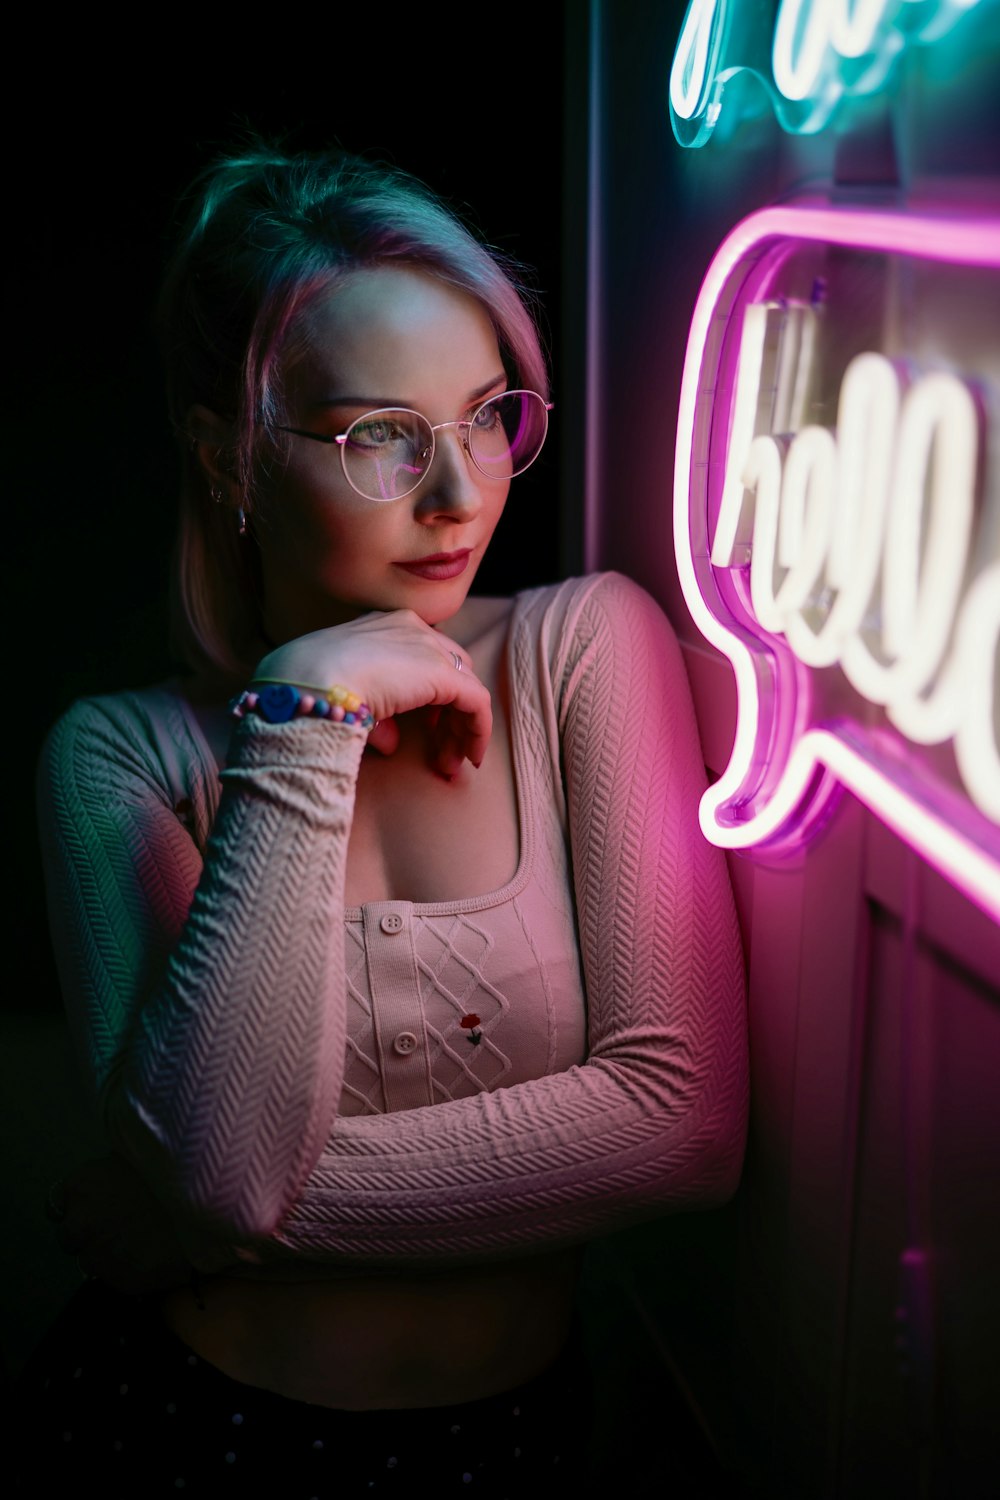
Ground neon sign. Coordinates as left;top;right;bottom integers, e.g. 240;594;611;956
673;204;1000;919
669;0;987;146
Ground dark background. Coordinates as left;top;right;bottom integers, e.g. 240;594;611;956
10;12;1000;1491
13;13;569;1013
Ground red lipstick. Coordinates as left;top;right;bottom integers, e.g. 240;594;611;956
394;549;472;581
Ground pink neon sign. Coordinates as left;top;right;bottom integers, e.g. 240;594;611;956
674;203;1000;920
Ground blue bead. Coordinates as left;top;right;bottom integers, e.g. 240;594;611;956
311;699;330;717
344;712;357;725
258;684;300;723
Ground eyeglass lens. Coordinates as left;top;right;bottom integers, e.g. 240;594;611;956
342;392;548;501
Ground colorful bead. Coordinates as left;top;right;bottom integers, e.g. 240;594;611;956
257;683;300;723
230;680;375;731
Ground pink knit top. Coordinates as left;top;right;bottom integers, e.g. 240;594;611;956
38;573;748;1269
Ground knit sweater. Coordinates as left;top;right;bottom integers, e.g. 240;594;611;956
38;573;748;1269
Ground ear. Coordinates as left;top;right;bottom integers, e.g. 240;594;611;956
187;405;236;498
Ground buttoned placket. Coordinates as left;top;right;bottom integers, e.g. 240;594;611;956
361;902;435;1111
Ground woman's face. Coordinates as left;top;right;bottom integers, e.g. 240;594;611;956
256;266;511;642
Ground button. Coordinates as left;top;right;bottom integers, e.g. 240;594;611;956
393;1031;419;1056
380;913;404;934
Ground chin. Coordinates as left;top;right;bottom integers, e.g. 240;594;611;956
395;568;482;623
409;594;471;629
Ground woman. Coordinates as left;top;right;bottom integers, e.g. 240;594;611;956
24;146;748;1495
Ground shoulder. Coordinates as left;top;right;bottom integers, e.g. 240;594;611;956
38;685;213;818
465;573;671;643
42;685;181;763
513;570;673;629
511;572;682;687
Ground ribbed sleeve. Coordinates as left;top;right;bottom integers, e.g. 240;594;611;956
267;574;748;1261
38;573;748;1266
40;707;367;1237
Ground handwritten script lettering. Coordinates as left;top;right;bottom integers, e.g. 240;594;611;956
711;310;998;823
670;0;985;146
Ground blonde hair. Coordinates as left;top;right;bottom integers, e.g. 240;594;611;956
158;145;549;677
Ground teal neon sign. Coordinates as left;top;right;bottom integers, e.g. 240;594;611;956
669;0;988;146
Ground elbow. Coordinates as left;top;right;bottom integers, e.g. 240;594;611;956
168;1150;296;1245
659;1040;749;1212
105;1084;290;1245
688;1054;750;1209
690;975;751;1208
649;1108;746;1218
178;1187;284;1247
699;1114;748;1207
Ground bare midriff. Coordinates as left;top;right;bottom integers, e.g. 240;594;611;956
160;1250;580;1409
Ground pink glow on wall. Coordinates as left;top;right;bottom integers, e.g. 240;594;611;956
673;203;1000;921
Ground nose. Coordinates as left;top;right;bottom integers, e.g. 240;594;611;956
414;424;484;523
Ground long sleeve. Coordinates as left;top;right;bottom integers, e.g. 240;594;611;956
266;573;749;1261
39;700;367;1238
38;574;748;1265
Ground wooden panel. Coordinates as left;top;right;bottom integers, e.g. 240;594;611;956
839;839;1000;1498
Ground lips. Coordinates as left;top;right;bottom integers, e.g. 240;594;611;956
394;549;472;581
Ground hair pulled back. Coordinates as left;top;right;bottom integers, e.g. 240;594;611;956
158;145;549;677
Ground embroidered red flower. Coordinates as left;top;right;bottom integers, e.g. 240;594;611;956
460;1013;483;1045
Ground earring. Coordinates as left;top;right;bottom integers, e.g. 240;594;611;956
237;506;247;537
210;485;223;503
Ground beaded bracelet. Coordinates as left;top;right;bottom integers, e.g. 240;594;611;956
230;680;376;730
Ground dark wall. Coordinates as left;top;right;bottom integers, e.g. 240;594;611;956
13;16;566;1012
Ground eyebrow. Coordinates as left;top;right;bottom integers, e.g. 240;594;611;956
309;373;508;412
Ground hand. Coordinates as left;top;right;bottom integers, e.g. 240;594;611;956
254;610;492;778
46;1155;193;1296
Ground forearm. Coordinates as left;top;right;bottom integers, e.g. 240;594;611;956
256;1044;746;1266
241;577;748;1267
40;703;367;1241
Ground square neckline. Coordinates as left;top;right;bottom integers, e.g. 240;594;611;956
164;592;539;920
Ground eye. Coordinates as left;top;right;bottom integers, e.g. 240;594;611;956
349;416;401;448
471;399;504;431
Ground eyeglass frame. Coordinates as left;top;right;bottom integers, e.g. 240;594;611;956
275;389;553;502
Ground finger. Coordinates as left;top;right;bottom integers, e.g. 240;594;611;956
427;667;491;767
431;634;476;679
430;735;466;781
366;717;401;757
437;644;492;754
448;698;492;770
429;705;489;777
437;642;472;673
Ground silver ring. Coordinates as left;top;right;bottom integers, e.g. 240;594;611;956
450;652;463;672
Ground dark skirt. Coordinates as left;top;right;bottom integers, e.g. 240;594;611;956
14;1279;591;1498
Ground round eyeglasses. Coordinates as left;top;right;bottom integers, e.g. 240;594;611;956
277;390;553;502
